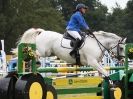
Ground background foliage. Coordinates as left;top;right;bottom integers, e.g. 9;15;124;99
0;0;133;53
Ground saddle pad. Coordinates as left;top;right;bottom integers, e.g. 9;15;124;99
61;38;73;49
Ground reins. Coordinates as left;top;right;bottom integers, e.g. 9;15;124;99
89;33;121;58
61;31;123;59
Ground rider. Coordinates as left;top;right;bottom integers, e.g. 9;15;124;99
66;3;92;57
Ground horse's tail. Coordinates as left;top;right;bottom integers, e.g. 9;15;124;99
18;28;45;44
12;28;45;55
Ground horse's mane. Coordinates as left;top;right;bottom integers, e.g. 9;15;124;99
93;31;121;40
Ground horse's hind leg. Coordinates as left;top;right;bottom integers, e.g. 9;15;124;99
87;59;108;77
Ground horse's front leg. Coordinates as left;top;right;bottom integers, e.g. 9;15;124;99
87;58;109;77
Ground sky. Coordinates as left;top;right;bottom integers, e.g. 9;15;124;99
99;0;129;12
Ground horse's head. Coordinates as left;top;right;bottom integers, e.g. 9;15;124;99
110;37;126;60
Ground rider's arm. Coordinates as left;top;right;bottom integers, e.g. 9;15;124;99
75;13;93;35
76;13;89;30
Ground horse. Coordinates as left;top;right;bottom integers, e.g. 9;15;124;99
17;28;126;77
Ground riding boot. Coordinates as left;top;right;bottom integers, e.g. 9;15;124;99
70;38;81;58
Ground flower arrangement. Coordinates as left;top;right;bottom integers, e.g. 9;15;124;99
22;46;36;61
127;48;133;59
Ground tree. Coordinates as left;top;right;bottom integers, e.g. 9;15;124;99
124;0;133;42
86;1;108;31
106;7;126;36
54;0;96;21
0;0;65;53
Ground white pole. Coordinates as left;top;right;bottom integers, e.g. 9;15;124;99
0;40;7;71
1;40;4;51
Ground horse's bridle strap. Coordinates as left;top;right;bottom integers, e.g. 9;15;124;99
91;33;124;59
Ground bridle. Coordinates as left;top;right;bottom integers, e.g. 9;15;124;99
110;41;125;60
90;33;125;60
116;42;125;60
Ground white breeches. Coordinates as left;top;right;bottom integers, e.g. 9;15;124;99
67;30;82;40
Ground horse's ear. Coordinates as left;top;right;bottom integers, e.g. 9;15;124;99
121;37;127;43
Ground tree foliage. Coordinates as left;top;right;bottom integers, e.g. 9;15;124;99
85;1;108;31
0;0;65;53
124;0;133;42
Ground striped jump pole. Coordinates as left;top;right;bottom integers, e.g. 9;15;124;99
37;66;125;73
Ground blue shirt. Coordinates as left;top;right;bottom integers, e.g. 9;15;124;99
66;11;89;32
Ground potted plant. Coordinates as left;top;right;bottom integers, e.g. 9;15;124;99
22;46;36;61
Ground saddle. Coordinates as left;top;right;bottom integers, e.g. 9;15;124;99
63;32;86;65
63;31;85;48
63;32;76;47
